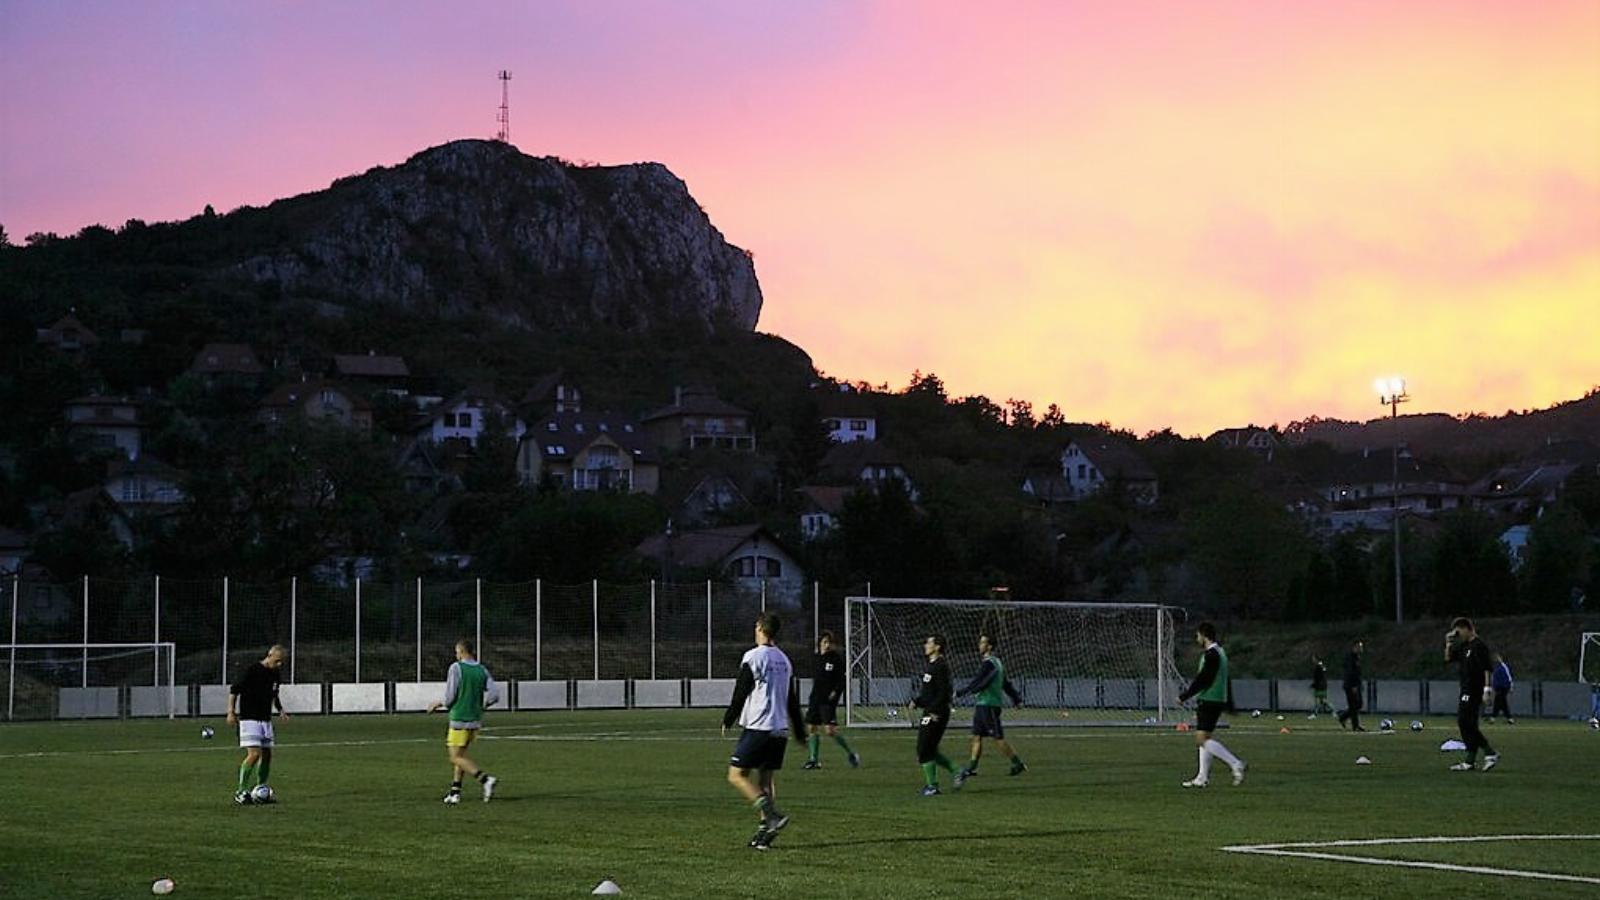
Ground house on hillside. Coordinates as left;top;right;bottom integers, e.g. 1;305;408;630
0;527;29;575
517;411;658;493
672;473;754;527
816;386;878;443
817;440;919;500
1316;449;1466;514
189;342;265;384
519;372;583;417
642;387;755;452
422;385;527;448
797;485;850;540
1472;439;1600;515
1206;426;1278;457
332;352;410;394
1500;524;1532;571
395;440;459;495
259;379;374;432
1020;470;1072;506
105;455;188;511
35;315;99;354
635;524;806;606
1061;437;1159;504
63;395;143;460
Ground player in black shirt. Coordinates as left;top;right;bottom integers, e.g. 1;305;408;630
226;644;288;804
1445;617;1499;771
1336;639;1366;731
802;631;861;770
908;634;959;796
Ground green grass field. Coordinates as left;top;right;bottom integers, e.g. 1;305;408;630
1;711;1597;899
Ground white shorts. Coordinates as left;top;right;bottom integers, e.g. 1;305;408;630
239;719;275;748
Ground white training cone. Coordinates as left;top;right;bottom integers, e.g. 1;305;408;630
1355;756;1372;765
592;880;622;895
152;878;176;895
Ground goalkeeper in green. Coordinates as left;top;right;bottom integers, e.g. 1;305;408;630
953;633;1025;789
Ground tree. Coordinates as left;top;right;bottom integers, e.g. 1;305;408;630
1181;486;1312;618
1520;503;1593;611
1422;508;1518;616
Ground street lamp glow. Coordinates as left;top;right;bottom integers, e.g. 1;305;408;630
1375;376;1407;403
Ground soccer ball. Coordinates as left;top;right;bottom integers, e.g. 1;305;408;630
200;726;214;740
250;784;275;804
1275;715;1285;721
1409;720;1424;732
1250;709;1262;718
1589;717;1599;730
1379;718;1395;731
887;707;899;719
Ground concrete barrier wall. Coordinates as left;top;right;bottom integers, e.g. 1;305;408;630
332;683;385;713
394;682;446;712
1020;678;1060;706
129;686;183;717
576;680;627;709
198;685;230;716
516;681;568;710
279;683;323;714
632;680;682;708
1542;682;1596;719
1062;678;1098;707
1103;679;1140;708
1276;682;1315;711
59;687;119;718
1427;681;1461;714
1232;679;1272;711
1373;680;1422;713
690;679;736;708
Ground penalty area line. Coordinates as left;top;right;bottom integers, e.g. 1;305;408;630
1221;835;1600;886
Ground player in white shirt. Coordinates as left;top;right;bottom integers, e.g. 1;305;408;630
722;612;807;851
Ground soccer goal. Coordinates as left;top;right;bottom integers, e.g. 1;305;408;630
1581;633;1600;685
843;597;1188;727
3;642;178;721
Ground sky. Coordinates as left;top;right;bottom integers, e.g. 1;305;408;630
2;1;1597;435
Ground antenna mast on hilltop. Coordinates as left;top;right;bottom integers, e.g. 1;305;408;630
495;70;513;144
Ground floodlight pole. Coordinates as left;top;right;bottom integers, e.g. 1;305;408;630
1377;381;1410;624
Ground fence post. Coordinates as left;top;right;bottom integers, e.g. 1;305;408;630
760;579;766;613
289;576;297;685
475;578;482;664
705;580;712;679
354;577;362;683
415;576;423;683
81;575;89;688
592;579;599;681
8;574;18;720
650;580;657;681
153;575;161;686
535;579;542;681
813;582;820;648
220;576;229;686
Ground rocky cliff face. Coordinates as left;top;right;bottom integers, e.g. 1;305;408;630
233;140;762;332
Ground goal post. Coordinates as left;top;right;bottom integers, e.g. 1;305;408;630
3;642;178;721
844;597;1187;727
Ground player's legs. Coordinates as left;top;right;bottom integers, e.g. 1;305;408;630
237;746;262;797
256;747;272;785
824;719;856;762
1456;698;1495;767
726;765;764;803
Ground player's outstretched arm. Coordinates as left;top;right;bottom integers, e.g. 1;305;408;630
786;679;807;743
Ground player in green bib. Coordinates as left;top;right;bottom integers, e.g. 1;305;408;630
953;633;1025;789
1177;622;1245;788
427;639;501;804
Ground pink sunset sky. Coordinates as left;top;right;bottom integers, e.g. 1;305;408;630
2;1;1597;434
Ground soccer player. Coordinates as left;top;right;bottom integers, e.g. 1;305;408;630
722;612;807;851
1487;654;1515;725
426;639;500;804
908;633;959;796
226;644;288;805
802;631;860;770
1445;618;1499;771
952;633;1025;789
1336;639;1367;732
1309;656;1333;717
1177;622;1246;788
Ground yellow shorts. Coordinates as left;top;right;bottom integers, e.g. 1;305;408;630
446;727;476;748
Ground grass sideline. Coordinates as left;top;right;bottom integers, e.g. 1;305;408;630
1;711;1597;899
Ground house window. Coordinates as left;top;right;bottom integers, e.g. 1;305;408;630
547;421;558;432
588;446;620;469
457;411;473;429
761;556;781;577
826;419;841;431
1077;464;1086;479
850;420;867;431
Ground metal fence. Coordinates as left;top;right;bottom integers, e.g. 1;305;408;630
2;576;862;717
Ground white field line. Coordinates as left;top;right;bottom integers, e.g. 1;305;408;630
1221;835;1600;886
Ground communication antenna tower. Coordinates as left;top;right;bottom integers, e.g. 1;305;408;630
495;70;512;143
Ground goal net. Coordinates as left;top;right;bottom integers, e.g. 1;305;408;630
1582;632;1600;685
3;642;178;721
844;598;1187;727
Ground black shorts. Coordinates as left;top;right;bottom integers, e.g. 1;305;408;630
806;700;838;727
971;705;1005;738
729;729;789;771
916;711;950;763
1195;700;1228;733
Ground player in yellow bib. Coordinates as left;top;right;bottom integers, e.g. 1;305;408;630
427;639;501;804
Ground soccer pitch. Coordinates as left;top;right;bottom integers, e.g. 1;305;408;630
1;712;1596;899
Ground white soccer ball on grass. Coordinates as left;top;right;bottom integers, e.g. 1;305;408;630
1250;709;1262;718
1379;718;1394;731
250;784;275;804
200;727;214;740
1409;720;1424;732
1589;717;1599;730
